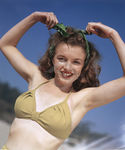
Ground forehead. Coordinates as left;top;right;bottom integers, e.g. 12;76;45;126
55;43;86;59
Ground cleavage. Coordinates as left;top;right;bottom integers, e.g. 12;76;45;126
34;88;67;113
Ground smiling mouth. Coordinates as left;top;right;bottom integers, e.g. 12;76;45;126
61;71;73;78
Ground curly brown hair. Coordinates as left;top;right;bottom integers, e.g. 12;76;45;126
38;27;101;92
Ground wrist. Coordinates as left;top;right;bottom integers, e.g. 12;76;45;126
109;29;119;41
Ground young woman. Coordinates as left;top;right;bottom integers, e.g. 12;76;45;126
0;11;125;150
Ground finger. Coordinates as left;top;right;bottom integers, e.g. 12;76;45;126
44;13;50;25
48;13;56;28
44;13;52;25
86;25;93;34
49;14;58;28
48;13;58;29
86;25;98;35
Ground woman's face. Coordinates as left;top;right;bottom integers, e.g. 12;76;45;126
53;42;86;87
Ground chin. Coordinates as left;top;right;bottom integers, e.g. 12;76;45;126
58;74;76;85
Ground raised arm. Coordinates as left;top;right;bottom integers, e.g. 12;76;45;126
0;12;58;83
79;23;125;110
86;22;125;74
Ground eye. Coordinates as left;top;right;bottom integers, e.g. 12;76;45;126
58;57;66;62
73;61;81;65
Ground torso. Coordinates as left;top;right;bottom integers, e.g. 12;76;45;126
5;72;90;150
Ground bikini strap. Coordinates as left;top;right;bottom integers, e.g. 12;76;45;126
34;80;72;101
34;80;50;90
64;91;72;102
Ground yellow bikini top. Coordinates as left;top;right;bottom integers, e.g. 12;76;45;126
14;81;72;139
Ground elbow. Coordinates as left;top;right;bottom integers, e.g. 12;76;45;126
0;39;6;50
0;37;17;50
0;40;4;51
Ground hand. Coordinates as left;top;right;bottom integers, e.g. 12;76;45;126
86;22;116;39
33;11;58;29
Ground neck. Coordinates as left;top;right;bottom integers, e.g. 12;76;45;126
53;78;72;93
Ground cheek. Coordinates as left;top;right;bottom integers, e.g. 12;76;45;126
53;61;64;72
74;66;83;77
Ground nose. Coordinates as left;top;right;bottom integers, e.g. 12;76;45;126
64;61;72;71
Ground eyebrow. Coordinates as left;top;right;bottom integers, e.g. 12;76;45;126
74;59;83;62
57;55;83;62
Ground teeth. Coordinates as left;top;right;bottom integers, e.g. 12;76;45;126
63;72;72;77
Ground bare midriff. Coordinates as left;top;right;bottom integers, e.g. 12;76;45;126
6;118;64;150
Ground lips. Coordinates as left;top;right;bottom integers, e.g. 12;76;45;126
60;71;73;78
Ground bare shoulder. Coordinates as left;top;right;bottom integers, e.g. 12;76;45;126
28;65;48;90
71;87;96;111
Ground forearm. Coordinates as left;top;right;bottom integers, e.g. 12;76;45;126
0;12;58;82
109;30;125;75
0;12;37;48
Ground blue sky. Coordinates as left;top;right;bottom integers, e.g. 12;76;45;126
0;0;125;138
